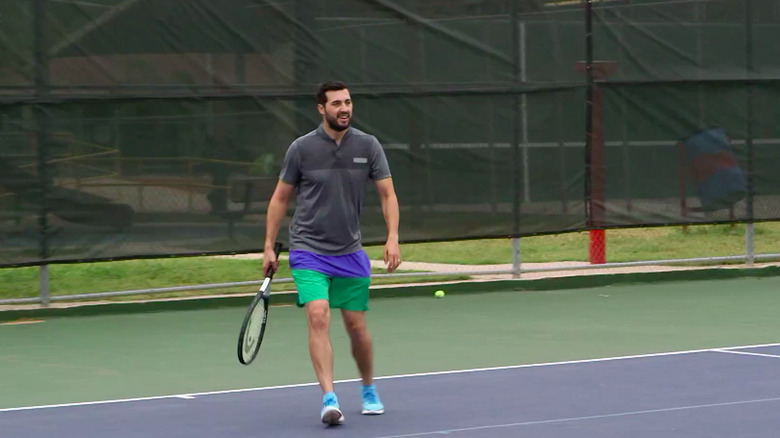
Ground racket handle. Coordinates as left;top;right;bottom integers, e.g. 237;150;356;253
265;242;284;278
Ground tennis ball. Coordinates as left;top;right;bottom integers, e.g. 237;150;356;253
434;290;445;298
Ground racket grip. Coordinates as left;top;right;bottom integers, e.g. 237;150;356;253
265;242;284;278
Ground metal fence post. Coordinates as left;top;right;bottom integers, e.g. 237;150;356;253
512;237;521;278
34;0;52;306
745;0;755;267
39;264;50;306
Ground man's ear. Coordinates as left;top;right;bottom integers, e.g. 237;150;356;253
317;104;325;115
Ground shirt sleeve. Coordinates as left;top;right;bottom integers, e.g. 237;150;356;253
369;136;392;181
279;141;301;185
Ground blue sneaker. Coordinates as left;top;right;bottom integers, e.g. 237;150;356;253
361;384;385;415
321;392;344;425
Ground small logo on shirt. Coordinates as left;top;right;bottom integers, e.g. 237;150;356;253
353;157;368;164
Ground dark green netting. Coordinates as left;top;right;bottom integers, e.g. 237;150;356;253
0;0;777;266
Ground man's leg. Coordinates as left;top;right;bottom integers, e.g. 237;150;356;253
306;299;334;393
306;299;345;424
333;274;384;416
341;310;373;385
341;309;384;414
292;269;344;425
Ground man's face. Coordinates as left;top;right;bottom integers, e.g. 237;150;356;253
319;89;352;132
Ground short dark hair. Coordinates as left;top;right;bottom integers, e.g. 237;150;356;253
316;81;348;105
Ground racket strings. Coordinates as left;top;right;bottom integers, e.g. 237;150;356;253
241;299;267;359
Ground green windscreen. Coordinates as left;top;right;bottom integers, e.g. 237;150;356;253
0;0;777;266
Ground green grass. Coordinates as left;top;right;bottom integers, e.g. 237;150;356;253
2;223;779;302
0;257;468;302
364;223;780;264
0;257;279;300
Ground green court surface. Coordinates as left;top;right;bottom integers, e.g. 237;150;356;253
2;273;780;410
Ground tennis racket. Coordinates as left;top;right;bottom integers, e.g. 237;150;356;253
237;242;283;365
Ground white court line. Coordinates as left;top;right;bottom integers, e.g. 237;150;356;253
1;341;779;414
369;397;780;438
713;349;780;360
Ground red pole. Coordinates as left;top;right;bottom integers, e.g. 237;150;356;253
576;61;616;265
589;229;605;264
589;82;606;264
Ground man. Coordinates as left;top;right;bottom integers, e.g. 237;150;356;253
262;81;401;425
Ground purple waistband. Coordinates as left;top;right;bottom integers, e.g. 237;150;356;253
288;249;371;278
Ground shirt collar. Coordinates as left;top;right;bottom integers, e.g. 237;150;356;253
316;124;352;143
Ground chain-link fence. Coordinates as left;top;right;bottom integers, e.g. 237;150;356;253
0;1;779;302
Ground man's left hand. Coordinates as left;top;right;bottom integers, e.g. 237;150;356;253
384;240;401;273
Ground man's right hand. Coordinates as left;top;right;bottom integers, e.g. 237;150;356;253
262;246;279;276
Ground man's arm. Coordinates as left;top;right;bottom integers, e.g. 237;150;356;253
374;177;401;272
263;180;295;273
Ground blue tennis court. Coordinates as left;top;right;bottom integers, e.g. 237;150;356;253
3;343;779;438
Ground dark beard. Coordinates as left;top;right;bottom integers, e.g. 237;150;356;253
325;113;349;131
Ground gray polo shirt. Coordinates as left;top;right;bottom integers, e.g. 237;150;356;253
280;125;392;255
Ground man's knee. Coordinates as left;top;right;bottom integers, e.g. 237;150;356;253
306;300;330;332
342;311;368;337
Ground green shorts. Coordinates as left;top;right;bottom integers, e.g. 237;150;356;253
291;269;371;311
